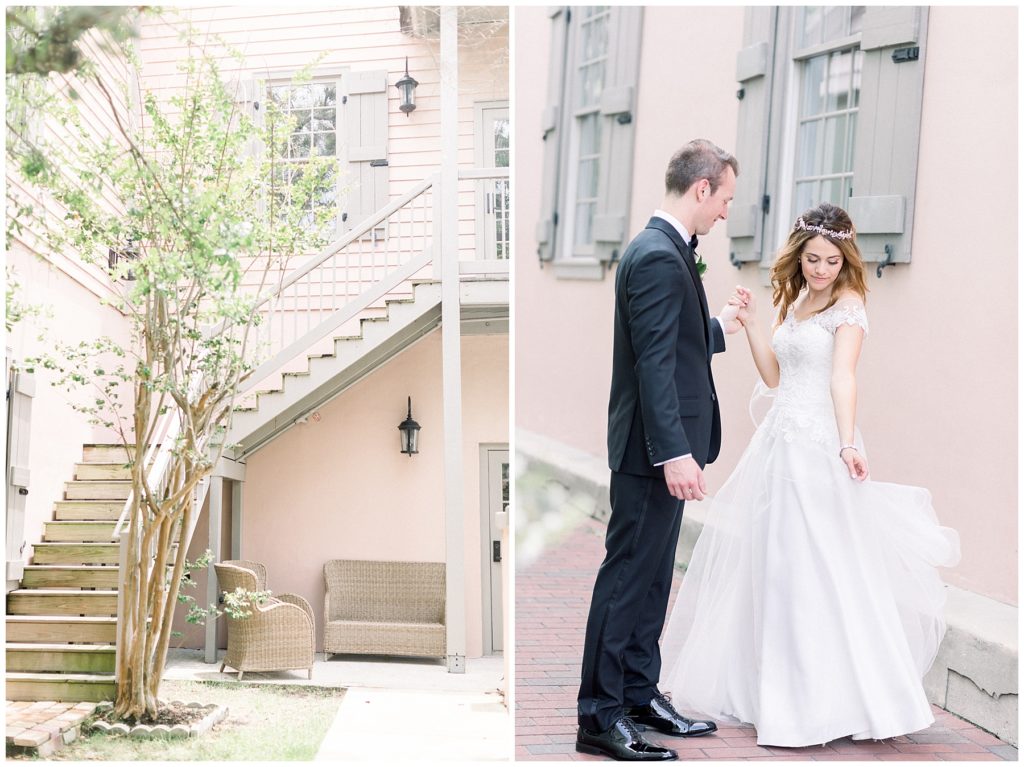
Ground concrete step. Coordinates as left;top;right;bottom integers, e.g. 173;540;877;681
6;643;116;674
75;463;131;481
5;672;115;702
53;501;124;521
5;616;117;644
32;543;120;565
7;589;118;617
21;565;119;590
43;521;117;543
64;481;130;501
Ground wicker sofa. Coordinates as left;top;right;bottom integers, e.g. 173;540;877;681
214;561;316;680
323;560;446;659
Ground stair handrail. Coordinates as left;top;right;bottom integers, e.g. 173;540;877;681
206;175;436;340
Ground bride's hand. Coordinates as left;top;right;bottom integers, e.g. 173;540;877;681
841;448;869;481
729;286;756;326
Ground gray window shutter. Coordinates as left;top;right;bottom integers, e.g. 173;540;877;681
536;7;569;263
234;77;265;157
6;362;33;592
848;7;928;265
346;70;390;232
592;6;643;265
728;7;777;266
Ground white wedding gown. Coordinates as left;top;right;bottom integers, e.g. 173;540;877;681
660;297;961;748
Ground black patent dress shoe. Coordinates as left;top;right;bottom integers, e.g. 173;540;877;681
576;716;677;761
625;693;718;737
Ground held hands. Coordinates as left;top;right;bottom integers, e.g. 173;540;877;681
841;447;869;482
664;456;706;501
726;286;757;327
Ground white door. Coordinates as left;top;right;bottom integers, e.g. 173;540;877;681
478;105;510;260
484;447;509;653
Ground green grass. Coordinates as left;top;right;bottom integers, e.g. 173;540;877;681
47;680;345;761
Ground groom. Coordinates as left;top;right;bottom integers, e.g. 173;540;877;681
576;139;741;761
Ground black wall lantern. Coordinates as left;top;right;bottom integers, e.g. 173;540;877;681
395;57;418;117
398;396;421;456
108;239;139;281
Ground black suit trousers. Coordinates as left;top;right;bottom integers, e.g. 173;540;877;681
577;470;684;732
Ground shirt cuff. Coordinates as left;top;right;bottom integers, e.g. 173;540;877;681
654;454;692;467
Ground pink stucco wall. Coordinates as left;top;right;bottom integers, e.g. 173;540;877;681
515;6;1017;605
236;329;509;657
7;244;133;559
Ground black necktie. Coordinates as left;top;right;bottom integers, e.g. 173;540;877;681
689;234;698;253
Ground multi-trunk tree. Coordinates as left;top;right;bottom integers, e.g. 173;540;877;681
6;11;335;720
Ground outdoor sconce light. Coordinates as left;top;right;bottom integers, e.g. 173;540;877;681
395;57;418;116
398;396;421;456
107;239;139;281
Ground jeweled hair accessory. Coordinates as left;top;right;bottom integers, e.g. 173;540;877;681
794;217;854;240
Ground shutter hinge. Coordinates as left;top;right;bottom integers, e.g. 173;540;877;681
565;8;571;22
876;244;895;278
553;211;559;227
761;194;771;215
616;112;632;125
342;95;348;104
891;47;920;64
369;159;388;167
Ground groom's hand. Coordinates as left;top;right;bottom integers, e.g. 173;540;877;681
717;301;744;335
664;456;706;501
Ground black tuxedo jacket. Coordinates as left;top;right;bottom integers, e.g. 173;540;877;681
607;217;725;477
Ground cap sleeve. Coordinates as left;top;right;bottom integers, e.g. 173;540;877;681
827;297;868;336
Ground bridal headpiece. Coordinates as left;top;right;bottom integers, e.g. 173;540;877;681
794;217;854;241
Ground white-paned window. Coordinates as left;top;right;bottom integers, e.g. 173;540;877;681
536;6;643;280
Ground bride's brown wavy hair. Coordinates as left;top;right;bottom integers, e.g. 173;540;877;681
770;202;869;325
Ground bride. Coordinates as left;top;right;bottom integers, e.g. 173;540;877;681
658;202;961;747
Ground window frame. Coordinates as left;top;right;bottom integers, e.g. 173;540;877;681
263;68;348;241
774;11;865;256
537;5;643;282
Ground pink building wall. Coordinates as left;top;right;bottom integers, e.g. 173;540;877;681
6;244;133;559
515;6;1017;605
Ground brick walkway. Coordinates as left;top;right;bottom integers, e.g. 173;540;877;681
6;700;97;758
515;516;1017;762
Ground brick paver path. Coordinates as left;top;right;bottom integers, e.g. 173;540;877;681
515;516;1017;761
6;700;97;758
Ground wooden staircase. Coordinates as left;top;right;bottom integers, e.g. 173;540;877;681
5;445;129;702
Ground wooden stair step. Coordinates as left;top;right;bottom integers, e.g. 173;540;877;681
6;616;117;644
53;501;124;521
32;543;120;565
7;589;118;616
82;444;134;463
75;463;131;481
22;565;119;590
44;521;118;543
6;643;115;674
5;672;115;702
64;481;131;501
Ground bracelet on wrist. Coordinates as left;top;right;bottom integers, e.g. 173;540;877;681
839;445;858;459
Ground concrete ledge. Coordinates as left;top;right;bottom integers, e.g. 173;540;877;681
924;586;1018;746
517;429;1018;745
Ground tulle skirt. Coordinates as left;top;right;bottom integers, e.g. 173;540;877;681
659;400;961;747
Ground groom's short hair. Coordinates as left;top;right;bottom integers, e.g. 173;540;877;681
665;139;739;196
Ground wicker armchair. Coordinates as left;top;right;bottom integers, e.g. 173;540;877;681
214;562;315;680
323;560;445;659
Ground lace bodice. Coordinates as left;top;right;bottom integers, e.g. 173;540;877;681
755;298;869;447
